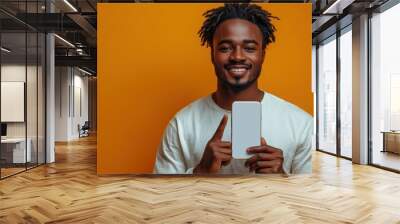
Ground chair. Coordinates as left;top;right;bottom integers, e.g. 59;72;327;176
79;121;90;138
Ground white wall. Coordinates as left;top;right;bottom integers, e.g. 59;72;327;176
72;73;89;138
55;66;70;141
55;67;89;141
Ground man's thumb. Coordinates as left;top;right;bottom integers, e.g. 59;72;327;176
261;137;267;146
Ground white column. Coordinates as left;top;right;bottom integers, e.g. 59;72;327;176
45;0;56;163
352;14;369;164
46;32;55;163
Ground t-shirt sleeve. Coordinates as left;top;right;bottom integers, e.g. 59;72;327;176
153;118;189;174
291;117;313;174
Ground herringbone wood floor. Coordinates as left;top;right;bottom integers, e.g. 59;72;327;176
1;135;400;223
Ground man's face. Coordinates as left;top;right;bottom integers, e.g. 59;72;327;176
211;18;265;90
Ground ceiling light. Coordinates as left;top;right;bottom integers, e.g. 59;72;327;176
76;48;85;55
78;67;93;76
63;0;78;12
54;34;75;48
1;47;11;53
322;0;355;15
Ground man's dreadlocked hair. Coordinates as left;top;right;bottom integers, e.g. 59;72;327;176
198;3;278;50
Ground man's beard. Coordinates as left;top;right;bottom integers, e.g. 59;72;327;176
215;66;262;92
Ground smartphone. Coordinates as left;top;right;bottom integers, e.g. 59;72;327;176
232;101;261;159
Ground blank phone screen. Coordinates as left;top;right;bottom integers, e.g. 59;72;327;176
232;101;261;159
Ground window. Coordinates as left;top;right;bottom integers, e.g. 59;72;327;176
390;74;400;130
371;2;400;171
317;35;337;154
339;27;352;158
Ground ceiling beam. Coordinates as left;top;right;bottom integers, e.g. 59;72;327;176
55;55;96;71
67;13;97;39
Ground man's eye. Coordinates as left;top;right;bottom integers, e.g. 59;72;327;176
245;47;256;52
219;47;231;52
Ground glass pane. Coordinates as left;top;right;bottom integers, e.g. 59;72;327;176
27;31;38;169
318;36;337;154
1;31;27;178
340;28;352;158
0;1;46;178
26;0;38;169
371;3;400;171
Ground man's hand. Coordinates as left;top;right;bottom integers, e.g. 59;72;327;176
194;115;232;174
245;137;284;174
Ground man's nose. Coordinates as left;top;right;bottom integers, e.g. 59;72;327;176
229;47;245;62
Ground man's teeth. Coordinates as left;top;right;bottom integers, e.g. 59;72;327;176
230;68;247;73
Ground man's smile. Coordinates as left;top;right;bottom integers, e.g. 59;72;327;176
225;64;251;77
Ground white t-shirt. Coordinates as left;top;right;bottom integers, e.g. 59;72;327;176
153;92;313;174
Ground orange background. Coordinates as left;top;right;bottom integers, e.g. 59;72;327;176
98;3;312;174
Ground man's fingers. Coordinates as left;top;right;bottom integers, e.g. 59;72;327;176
247;145;282;155
245;154;262;166
244;139;283;174
212;114;228;140
221;160;231;166
215;152;232;161
215;141;231;148
210;142;231;154
245;153;275;167
250;160;278;171
247;146;274;154
216;147;232;155
247;146;268;154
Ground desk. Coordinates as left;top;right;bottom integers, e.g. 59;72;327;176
381;131;400;154
1;138;31;163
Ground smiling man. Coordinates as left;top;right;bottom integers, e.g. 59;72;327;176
153;3;313;174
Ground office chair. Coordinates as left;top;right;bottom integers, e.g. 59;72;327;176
79;121;90;138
